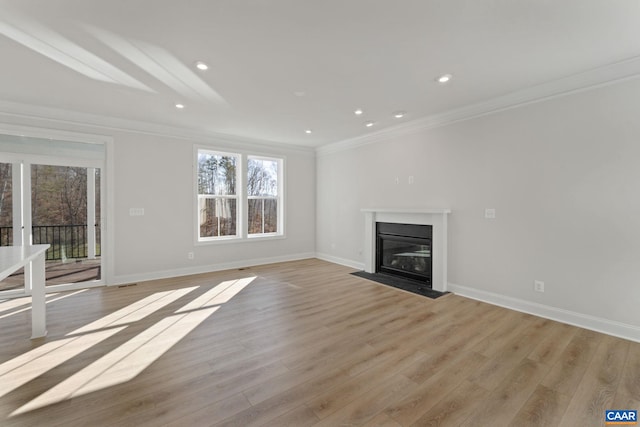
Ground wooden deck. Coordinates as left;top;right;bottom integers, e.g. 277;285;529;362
0;258;100;292
0;258;638;426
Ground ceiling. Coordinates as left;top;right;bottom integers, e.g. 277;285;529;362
1;0;640;148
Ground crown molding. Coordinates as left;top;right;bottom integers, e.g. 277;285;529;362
4;53;640;158
0;100;315;155
317;55;640;156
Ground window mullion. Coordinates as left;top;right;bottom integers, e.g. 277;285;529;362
261;198;265;234
239;154;247;239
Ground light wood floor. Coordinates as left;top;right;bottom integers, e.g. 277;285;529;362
0;258;638;426
0;258;101;292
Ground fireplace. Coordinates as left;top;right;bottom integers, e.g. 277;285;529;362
362;208;451;292
376;222;432;287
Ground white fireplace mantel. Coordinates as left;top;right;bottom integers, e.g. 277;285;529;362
362;208;451;292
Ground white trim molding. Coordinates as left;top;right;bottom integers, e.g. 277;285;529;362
317;55;640;156
0;100;315;155
448;282;640;344
315;253;364;271
111;252;316;286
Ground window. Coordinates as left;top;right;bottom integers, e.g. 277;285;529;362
196;149;283;242
197;151;239;239
248;156;279;236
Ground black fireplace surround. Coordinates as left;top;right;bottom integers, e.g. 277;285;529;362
376;222;432;288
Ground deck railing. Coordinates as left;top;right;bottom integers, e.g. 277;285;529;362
0;225;101;261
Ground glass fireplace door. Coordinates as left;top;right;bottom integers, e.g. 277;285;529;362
375;222;433;285
377;236;432;283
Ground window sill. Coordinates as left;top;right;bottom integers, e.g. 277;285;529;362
247;233;285;242
196;234;285;245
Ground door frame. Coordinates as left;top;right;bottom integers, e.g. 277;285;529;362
0;124;114;296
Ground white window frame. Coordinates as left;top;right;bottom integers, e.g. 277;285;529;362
195;147;285;244
247;155;283;238
196;149;241;242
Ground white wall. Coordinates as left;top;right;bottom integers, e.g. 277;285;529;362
0;112;316;285
112;132;316;283
317;78;640;337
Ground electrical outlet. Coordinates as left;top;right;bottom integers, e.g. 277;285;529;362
129;208;145;216
408;176;414;184
395;177;400;185
534;280;545;293
484;208;496;219
187;252;194;260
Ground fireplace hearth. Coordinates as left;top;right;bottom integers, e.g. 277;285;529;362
376;222;432;288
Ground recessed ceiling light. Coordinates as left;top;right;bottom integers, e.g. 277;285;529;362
437;74;452;84
294;91;306;97
195;61;209;71
354;108;364;115
175;103;185;109
365;121;375;127
393;111;406;119
305;129;312;134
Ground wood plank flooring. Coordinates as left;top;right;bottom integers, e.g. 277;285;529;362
0;258;101;292
0;258;638;426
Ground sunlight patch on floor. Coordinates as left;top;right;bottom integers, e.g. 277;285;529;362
10;277;255;416
68;287;197;335
0;326;126;399
176;277;255;312
0;290;87;320
0;295;38;315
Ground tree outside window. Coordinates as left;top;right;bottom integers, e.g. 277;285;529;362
248;157;279;235
197;151;238;239
196;149;282;241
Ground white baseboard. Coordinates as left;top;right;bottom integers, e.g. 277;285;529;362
107;256;640;343
448;282;640;343
111;252;317;286
315;253;364;270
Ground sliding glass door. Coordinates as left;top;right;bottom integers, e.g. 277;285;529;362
30;164;101;287
0;134;105;295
